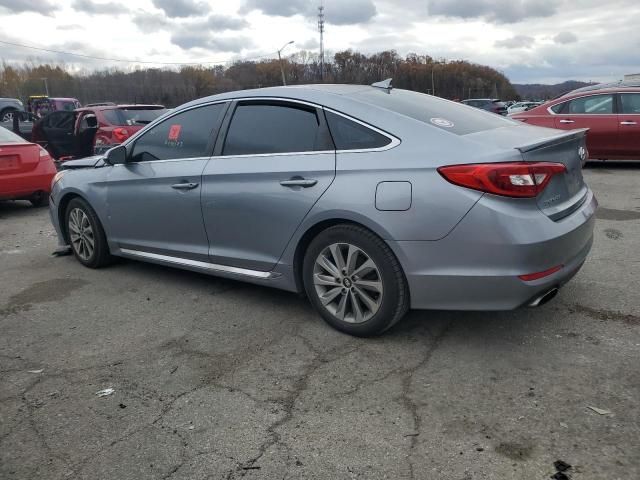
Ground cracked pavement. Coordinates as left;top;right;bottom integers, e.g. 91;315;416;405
1;163;639;479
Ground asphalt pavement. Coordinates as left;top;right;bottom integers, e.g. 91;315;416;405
1;162;638;479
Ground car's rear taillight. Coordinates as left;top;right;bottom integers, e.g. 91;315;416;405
437;162;566;198
113;128;129;143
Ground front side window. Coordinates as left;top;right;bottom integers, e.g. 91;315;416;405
325;111;391;150
44;111;74;130
620;93;640;114
567;94;614;114
549;102;566;114
130;103;226;162
223;103;320;156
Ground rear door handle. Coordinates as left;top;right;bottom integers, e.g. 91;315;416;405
559;119;575;124
280;178;318;188
171;182;199;190
620;121;637;125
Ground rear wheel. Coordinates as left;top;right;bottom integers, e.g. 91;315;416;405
303;224;409;337
29;191;49;207
65;197;112;268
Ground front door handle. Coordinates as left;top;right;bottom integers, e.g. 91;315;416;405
280;178;318;188
559;119;575;124
171;182;199;190
620;121;637;125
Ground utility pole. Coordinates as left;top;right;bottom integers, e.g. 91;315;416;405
41;77;49;96
431;66;435;97
318;2;325;82
277;41;294;86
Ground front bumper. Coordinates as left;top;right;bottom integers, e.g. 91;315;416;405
49;192;67;248
389;189;598;310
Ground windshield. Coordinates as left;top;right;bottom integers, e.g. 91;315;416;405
0;126;27;143
103;108;167;126
352;89;514;135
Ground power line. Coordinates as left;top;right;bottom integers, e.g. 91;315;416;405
0;39;277;66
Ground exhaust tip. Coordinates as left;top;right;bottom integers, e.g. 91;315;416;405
528;288;559;307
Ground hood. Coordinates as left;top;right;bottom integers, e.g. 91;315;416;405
60;155;105;169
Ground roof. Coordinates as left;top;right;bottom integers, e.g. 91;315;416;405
76;104;165;112
562;80;640;97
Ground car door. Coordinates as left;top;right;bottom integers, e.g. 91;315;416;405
39;111;76;158
618;92;640;158
553;93;618;158
106;102;228;261
201;100;336;272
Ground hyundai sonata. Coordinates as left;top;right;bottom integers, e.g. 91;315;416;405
49;82;597;336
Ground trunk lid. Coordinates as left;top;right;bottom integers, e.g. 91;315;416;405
464;124;588;221
0;143;40;175
516;128;588;221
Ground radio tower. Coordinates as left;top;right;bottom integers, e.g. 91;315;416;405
318;2;325;81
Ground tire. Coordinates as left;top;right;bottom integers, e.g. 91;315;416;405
65;197;113;268
302;224;409;337
29;191;49;207
1;108;18;122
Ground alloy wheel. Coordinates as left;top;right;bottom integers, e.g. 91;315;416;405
313;243;383;324
68;208;95;261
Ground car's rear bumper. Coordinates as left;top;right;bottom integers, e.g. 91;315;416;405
389;189;598;310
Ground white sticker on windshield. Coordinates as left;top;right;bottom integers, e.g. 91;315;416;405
430;117;454;128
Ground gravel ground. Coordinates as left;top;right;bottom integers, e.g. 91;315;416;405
1;162;638;480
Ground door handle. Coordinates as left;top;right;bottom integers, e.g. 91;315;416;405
559;119;575;124
620;121;637;125
280;178;318;188
171;182;199;190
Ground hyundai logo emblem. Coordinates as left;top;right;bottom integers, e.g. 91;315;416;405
578;146;587;163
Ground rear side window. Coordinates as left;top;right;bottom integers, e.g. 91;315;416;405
223;103;320;155
325;111;391;150
620;93;640;114
353;89;513;135
549;102;566;113
567;94;614;114
130;103;225;162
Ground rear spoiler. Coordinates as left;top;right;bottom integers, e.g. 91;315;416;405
516;128;589;153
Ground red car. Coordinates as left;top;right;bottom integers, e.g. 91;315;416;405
31;104;167;160
0;127;57;206
512;83;640;160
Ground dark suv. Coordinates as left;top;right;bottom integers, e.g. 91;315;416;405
461;98;508;115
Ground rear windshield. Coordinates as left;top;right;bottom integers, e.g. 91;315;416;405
0;126;26;143
103;108;167;126
352;89;515;135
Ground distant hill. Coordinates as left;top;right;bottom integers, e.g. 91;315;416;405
513;81;596;100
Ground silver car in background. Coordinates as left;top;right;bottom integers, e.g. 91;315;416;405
49;83;597;336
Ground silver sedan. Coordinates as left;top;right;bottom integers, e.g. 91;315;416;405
49;83;597;336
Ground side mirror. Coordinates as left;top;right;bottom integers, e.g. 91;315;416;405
105;145;127;165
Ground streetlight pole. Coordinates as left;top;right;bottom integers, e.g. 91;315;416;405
41;77;49;96
277;41;294;86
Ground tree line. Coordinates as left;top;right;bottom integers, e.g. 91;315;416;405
0;50;519;108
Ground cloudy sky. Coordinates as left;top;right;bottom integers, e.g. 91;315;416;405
1;0;639;83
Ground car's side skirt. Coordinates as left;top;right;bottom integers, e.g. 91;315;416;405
119;248;279;280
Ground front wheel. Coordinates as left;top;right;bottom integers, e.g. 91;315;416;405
65;197;113;268
303;224;409;337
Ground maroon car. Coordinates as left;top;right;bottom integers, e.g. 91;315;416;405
31;104;167;160
512;83;640;160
